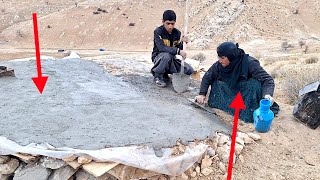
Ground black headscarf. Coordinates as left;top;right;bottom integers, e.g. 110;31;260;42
216;42;249;88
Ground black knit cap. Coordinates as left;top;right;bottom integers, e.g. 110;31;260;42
217;42;239;62
163;10;176;21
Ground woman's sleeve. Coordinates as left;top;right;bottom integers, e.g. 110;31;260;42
199;64;217;95
249;59;275;97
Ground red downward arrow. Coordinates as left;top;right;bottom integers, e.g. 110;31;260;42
32;13;48;94
227;92;246;180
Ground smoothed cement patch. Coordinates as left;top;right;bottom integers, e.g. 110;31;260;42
0;58;229;149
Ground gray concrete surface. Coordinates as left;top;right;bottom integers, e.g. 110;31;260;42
0;58;229;149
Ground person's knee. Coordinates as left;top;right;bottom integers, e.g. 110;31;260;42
159;52;173;62
184;64;194;75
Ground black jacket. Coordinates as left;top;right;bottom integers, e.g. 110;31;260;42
199;56;275;97
152;25;183;61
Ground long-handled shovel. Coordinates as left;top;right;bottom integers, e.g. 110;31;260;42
172;0;191;93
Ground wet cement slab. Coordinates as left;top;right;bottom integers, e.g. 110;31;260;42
0;58;230;149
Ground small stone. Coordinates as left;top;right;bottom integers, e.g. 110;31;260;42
41;157;66;170
217;146;230;163
201;167;213;176
236;138;245;146
235;144;244;155
190;171;197;178
218;134;229;146
129;22;135;26
177;142;186;153
13;165;52;180
0;158;19;175
213;156;220;161
201;155;212;169
237;132;249;140
243;137;255;144
247;133;261;141
237;132;254;144
0;156;10;164
206;147;216;157
74;170;95;180
48;166;77;180
180;172;189;180
212;139;218;149
195;166;200;174
218;162;226;173
304;156;316;166
77;157;92;164
184;166;194;176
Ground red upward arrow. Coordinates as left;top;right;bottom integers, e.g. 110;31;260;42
31;13;48;94
227;92;246;180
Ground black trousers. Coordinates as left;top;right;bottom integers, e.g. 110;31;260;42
151;52;194;76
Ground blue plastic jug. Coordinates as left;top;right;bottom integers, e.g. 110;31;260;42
253;99;274;133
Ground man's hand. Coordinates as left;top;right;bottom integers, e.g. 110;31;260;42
195;95;207;104
179;50;187;60
181;35;189;44
264;94;274;105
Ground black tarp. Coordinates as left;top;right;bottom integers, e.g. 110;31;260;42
293;81;320;129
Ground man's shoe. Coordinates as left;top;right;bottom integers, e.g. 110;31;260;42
153;77;167;87
163;73;171;83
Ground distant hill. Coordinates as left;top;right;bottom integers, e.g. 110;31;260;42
1;0;320;51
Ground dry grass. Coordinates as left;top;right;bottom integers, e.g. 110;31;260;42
278;64;320;104
305;56;319;64
192;53;206;63
269;62;286;78
262;55;298;66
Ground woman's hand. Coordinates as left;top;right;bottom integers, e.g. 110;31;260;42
196;95;207;104
264;94;274;105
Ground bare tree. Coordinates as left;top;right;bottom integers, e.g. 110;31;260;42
281;41;289;51
298;40;306;48
192;53;206;63
303;45;309;54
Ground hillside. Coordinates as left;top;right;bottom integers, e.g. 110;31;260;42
1;0;320;51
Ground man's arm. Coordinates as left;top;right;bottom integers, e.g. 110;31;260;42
154;29;179;55
249;59;275;97
199;64;217;95
176;35;189;50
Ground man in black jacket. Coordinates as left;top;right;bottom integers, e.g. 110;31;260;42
151;10;194;87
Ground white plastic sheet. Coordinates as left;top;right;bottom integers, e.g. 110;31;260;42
0;136;208;176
